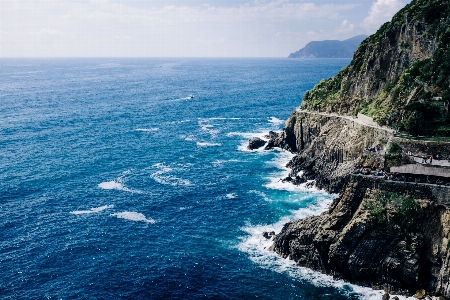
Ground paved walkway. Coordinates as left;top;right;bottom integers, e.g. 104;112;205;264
390;164;450;178
356;174;450;188
411;156;450;167
296;109;395;133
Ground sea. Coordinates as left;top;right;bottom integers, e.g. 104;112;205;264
1;58;395;299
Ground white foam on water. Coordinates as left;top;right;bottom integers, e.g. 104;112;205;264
226;193;236;199
135;128;159;132
98;170;146;194
262;150;326;193
236;195;409;300
179;206;193;211
198;119;220;137
239;149;409;299
230;130;273;153
196;142;222;147
227;131;268;139
212;159;243;167
268;117;284;126
70;205;114;215
110;212;155;224
98;181;145;194
248;190;271;202
98;181;124;190
150;163;192;187
167;119;191;125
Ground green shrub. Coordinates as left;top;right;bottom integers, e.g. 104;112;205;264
366;191;420;237
388;142;402;153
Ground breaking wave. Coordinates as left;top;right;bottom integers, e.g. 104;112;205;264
70;205;114;215
150;163;192;187
110;212;155;224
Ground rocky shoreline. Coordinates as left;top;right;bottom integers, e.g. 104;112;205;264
249;0;450;296
248;111;450;298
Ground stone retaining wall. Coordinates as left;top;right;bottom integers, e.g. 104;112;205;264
353;174;450;207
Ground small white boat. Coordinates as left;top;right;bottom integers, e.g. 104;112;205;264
189;94;195;99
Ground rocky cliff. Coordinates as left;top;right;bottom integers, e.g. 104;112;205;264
268;111;392;193
272;176;450;297
301;0;450;137
267;0;450;297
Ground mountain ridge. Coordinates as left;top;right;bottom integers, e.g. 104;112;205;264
288;35;368;58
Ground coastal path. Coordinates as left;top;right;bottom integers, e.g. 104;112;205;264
295;109;396;133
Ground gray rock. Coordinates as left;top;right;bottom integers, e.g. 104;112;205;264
263;231;276;239
247;137;266;150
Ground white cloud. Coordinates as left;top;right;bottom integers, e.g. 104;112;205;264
363;0;406;32
337;19;356;34
0;0;363;57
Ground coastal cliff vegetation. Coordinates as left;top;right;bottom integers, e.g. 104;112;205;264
301;0;450;136
264;0;450;297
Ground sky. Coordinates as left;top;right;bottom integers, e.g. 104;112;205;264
0;0;411;57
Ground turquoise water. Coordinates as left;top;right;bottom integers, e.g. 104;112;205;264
1;58;386;299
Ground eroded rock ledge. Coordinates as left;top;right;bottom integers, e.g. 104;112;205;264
264;111;450;298
271;175;450;297
267;111;391;193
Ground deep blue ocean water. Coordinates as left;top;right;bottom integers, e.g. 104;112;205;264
1;58;389;299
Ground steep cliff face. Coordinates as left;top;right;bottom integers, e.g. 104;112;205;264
301;0;450;136
268;0;450;297
272;176;450;297
271;111;392;193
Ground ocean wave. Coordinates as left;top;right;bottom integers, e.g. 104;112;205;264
135;128;159;132
268;117;284;126
262;151;328;193
226;131;266;139
179;206;193;211
196;142;222;147
98;180;145;194
228;130;272;153
150;163;192;187
226;193;236;199
70;205;114;215
98;170;146;194
248;190;271;202
110;212;155;224
198;119;220;137
212;159;242;167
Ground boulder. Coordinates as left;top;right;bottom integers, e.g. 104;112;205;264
262;231;276;239
414;289;426;299
264;131;279;150
248;137;266;150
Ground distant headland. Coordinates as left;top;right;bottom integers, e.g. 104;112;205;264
288;35;368;58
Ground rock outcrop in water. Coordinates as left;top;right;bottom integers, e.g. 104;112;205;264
268;0;450;297
247;137;266;150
